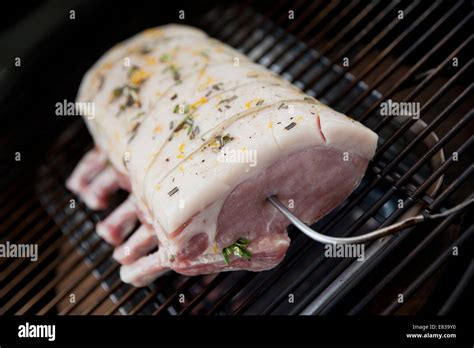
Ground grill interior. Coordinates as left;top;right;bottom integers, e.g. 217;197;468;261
0;0;472;315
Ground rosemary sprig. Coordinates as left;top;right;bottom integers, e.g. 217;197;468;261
127;121;141;143
169;114;197;141
169;64;181;83
284;122;297;131
127;65;139;78
139;45;153;54
218;95;238;105
112;87;124;100
167;186;179;197
222;238;252;265
173;115;193;133
112;85;141;115
210;133;234;152
189;125;200;139
212;83;223;91
173;104;190;114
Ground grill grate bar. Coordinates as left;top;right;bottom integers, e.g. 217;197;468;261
344;5;471;115
309;136;473;314
381;225;473;315
334;1;447;102
348;168;473;314
375;60;472;162
0;198;95;288
14;238;109;315
231;237;319;314
412;134;473;198
252;0;339;63
283;0;404;85
104;285;140;315
59;263;121;315
0;146;99;289
127;281;165;315
204;5;245;37
178;273;226;315
206;1;269;42
235;198;398;314
264;0;361;68
232;186;398;314
268;257;354;315
36;249;114;315
429;165;474;212
224;0;291;49
1;225;66;284
369;37;471;129
267;0;363;70
314;211;470;315
438;260;474;315
1;186;74;257
206;5;250;40
242;0;322;56
127;274;184;315
82;279;124;315
272;192;472;314
234;154;450;315
399;113;473;194
202;108;454;314
388;85;472;178
0;208;98;313
206;273;255;315
152;278;197;315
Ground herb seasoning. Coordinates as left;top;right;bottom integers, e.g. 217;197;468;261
160;54;171;62
210;134;234;152
222;238;252;265
168;186;179;197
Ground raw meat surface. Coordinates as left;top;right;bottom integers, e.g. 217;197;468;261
68;24;378;286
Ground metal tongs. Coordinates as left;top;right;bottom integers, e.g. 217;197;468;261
268;196;473;244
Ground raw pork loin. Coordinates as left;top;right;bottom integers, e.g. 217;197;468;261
67;25;378;286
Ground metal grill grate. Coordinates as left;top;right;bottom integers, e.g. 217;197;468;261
0;0;472;315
